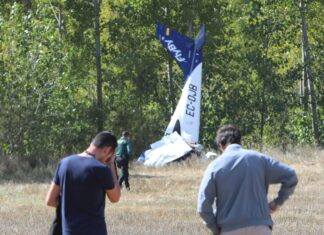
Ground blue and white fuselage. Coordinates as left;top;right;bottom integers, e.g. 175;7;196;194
156;23;205;143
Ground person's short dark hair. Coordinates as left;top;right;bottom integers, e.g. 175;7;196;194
215;124;242;147
91;131;117;149
122;131;130;137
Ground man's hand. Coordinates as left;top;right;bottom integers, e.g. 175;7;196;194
269;200;280;214
104;147;117;165
104;155;115;165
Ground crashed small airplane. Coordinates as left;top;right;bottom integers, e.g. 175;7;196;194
142;22;205;167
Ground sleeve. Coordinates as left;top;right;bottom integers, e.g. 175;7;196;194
98;166;115;190
197;165;218;233
127;141;133;159
53;161;61;186
265;156;298;205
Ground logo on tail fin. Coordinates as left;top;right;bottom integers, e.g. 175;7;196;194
165;39;186;62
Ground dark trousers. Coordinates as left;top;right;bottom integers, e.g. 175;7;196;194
117;159;129;188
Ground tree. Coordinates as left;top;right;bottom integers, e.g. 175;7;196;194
300;0;320;144
94;0;104;132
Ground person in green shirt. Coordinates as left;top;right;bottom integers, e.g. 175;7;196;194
116;131;133;190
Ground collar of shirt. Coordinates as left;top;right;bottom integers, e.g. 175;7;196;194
223;144;242;153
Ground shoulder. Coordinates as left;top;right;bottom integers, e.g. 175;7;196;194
84;158;107;168
118;138;126;144
119;138;131;145
88;158;110;169
204;157;225;177
240;149;276;168
81;159;111;177
234;146;268;159
209;146;256;168
246;149;272;160
60;154;81;164
93;162;113;178
242;148;263;157
59;155;75;164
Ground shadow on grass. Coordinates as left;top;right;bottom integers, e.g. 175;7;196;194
130;174;164;179
0;162;55;184
0;168;164;184
0;171;54;184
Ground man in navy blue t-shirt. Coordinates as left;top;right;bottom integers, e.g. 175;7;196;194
46;131;121;235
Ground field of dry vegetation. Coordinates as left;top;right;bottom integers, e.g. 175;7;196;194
0;147;323;235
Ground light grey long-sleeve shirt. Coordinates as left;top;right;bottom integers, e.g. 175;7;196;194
197;144;298;234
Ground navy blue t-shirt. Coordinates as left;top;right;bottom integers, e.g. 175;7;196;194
53;155;115;235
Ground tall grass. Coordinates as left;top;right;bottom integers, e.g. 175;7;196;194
0;147;323;234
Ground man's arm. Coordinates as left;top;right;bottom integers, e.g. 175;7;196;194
105;159;121;203
46;182;60;208
197;166;219;234
265;157;298;206
127;141;133;160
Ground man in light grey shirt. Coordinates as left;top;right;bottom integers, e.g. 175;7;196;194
197;125;298;235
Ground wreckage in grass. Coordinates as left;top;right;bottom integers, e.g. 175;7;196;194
141;23;205;167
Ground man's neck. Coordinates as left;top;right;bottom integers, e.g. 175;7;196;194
85;150;96;158
80;145;97;158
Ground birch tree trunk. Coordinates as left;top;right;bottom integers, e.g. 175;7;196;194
94;0;103;132
167;58;175;114
300;0;320;144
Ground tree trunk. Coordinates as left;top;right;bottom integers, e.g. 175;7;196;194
49;1;63;41
185;8;194;38
25;0;31;13
259;81;266;152
164;7;176;115
167;58;175;114
300;0;320;144
94;0;103;132
300;0;309;111
58;3;63;41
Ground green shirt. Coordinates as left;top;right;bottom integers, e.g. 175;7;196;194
116;137;133;160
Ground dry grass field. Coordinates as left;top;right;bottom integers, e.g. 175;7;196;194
0;147;323;235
